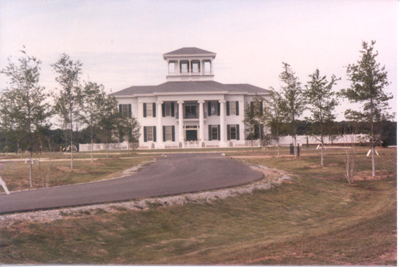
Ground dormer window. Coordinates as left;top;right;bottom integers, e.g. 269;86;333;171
180;61;189;73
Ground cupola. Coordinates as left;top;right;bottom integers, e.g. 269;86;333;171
163;47;216;81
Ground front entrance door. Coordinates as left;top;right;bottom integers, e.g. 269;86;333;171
186;130;197;141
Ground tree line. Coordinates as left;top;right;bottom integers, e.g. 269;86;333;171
0;49;140;186
244;40;394;176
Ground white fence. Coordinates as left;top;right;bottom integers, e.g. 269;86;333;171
273;134;369;146
79;141;134;152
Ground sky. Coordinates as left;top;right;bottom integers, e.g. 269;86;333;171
0;0;397;121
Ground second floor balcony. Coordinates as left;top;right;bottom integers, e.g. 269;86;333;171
175;104;207;120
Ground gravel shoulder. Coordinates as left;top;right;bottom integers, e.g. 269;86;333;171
0;164;290;227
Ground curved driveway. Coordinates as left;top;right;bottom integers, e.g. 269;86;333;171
0;153;263;214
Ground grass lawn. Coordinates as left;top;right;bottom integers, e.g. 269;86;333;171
0;147;396;265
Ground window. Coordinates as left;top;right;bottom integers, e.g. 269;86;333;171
208;101;219;116
165;102;171;116
226;101;239;116
144;126;156;142
229;125;237;140
229;102;236;115
119;104;131;118
147;127;153;141
168;62;176;75
250;101;263;117
185;105;197;118
162;102;174;117
191;61;200;73
204;61;211;74
211;126;218;140
163;126;175;142
143;103;155;118
180;61;189;73
227;124;240;140
146;104;153;117
209;125;220;141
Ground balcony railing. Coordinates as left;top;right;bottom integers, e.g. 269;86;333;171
176;111;207;119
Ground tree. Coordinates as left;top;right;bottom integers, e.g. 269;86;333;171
52;54;83;171
279;63;306;158
97;94;120;158
79;81;106;163
341;40;393;177
116;114;141;154
0;49;51;187
243;97;263;149
262;88;287;156
304;69;340;166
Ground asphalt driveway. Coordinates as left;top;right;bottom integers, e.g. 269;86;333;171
0;153;263;214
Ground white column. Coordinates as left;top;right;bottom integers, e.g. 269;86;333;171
178;100;184;144
157;101;163;147
198;100;205;142
239;100;244;142
219;100;226;147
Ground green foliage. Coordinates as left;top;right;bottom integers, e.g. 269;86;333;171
262;88;287;142
340;40;393;175
0;48;51;186
79;82;108;160
52;54;83;125
97;95;119;145
304;69;340;127
304;69;340;165
243;97;263;141
340;40;393;131
52;54;83;169
279;63;306;154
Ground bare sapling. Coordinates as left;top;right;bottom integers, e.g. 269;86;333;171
344;145;356;184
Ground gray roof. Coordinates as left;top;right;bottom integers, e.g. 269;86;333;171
112;81;270;96
163;47;216;58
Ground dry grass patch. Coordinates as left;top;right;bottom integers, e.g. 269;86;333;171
0;154;155;192
56;166;89;173
354;170;395;181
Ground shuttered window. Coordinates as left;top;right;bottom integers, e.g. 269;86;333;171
144;126;156;142
208;101;219;116
163;126;175;142
227;124;240;140
143;103;156;118
119;104;131;118
226;101;239;116
162;102;174;117
208;125;220;141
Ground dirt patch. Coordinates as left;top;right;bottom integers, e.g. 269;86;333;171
56;166;89;174
308;164;322;169
307;162;339;169
353;170;395;181
87;162;106;166
316;176;341;180
325;162;339;167
377;249;397;263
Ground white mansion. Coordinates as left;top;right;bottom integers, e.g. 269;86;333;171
113;47;270;149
